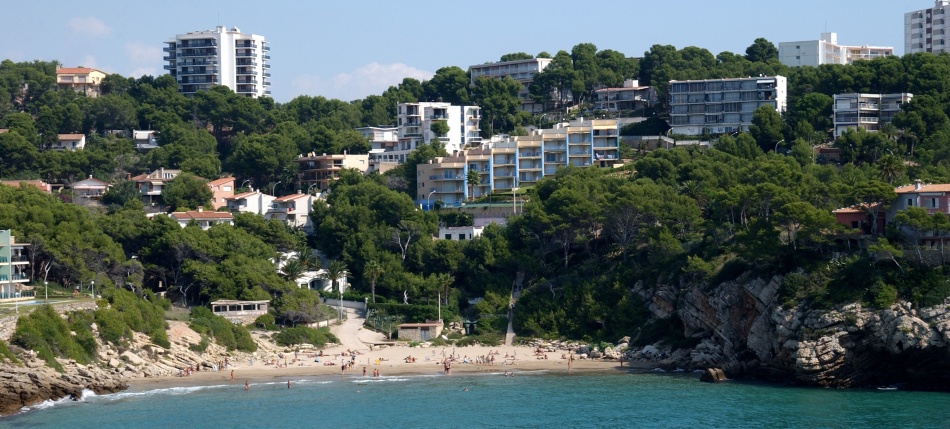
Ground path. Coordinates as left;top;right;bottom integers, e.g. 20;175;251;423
505;270;525;346
328;307;384;352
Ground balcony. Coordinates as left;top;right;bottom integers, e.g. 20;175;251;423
163;55;176;61
236;50;257;57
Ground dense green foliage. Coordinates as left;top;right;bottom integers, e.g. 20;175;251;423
12;305;96;372
189;307;257;352
95;288;171;348
0;339;18;364
273;326;337;347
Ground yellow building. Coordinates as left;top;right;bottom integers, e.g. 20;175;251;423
56;67;107;98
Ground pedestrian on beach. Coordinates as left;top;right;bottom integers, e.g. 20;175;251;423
363;367;367;377
230;370;234;382
287;380;292;389
244;381;249;391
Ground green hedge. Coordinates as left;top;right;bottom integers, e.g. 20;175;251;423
189;307;257;352
273;326;338;347
98;288;171;348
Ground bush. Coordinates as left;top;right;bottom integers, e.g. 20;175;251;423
12;305;94;372
252;314;277;330
369;303;439;323
273;326;337;347
0;339;20;364
99;288;171;349
869;280;898;309
456;333;502;347
189;336;210;353
189;306;257;352
95;308;133;345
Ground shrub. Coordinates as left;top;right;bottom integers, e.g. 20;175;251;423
273;326;337;347
0;339;19;364
869;281;898;309
252;314;277;330
95;308;133;345
12;305;94;372
189;306;257;352
98;288;171;349
189;336;210;353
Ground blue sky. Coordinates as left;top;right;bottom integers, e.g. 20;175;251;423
0;0;920;102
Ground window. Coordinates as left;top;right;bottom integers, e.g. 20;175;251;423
444;234;451;240
223;186;232;191
458;234;466;240
908;198;914;207
851;221;859;228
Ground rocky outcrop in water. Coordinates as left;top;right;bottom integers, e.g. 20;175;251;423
630;274;950;389
0;358;126;415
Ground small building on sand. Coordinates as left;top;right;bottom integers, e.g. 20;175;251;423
210;300;269;324
397;320;444;342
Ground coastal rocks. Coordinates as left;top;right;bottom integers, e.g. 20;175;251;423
699;367;727;383
0;359;126;415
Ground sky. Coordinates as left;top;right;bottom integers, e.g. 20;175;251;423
0;0;923;103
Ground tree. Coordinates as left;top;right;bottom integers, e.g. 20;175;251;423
867;237;904;274
749;105;784;153
466;169;480;201
421;66;471;105
745;38;778;63
876;154;905;184
161;173;212;211
321;259;350;296
430;120;449;139
500;52;533;62
101;180;139;207
364;259;383;303
473;76;523;137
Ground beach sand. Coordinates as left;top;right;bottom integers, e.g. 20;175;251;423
127;342;654;390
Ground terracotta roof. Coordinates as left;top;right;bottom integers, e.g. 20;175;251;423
226;191;258;200
0;129;7;133
894;183;950;194
170;211;234;221
58;134;85;140
56;67;102;75
833;203;882;214
208;177;234;186
273;193;306;202
0;180;52;193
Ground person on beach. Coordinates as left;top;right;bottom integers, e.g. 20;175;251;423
363;367;367;377
287;380;292;389
230;370;234;382
245;381;249;391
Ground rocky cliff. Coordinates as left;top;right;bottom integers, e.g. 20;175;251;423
631;273;950;389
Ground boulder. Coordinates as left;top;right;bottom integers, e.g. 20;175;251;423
699;367;728;383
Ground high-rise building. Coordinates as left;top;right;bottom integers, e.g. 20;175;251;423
396;102;481;161
905;1;950;54
668;76;787;136
164;26;270;97
469;57;552;113
778;33;893;67
832;93;914;137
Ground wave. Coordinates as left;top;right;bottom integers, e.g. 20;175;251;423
103;384;229;401
19;389;97;413
351;377;410;384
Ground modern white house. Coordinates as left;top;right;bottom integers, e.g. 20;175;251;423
274;251;347;291
668;76;787;136
225;189;276;215
46;134;86;151
164;26;270;97
133;130;158;151
437;225;484;241
833;93;914;137
906;0;950;54
169;207;234;229
396;102;481;162
69;175;111;199
266;193;314;232
779;33;893;67
593;80;656;112
469;57;552;113
357;126;400;170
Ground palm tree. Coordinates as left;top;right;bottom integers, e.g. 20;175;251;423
364;260;383;303
435;273;453;306
280;258;306;283
320;259;350;295
466;169;480;201
877;153;905;184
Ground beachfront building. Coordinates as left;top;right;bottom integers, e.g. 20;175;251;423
131;168;181;206
56;67;107;98
164;26;271;97
210;300;269;324
906;1;950;54
45;134;86;151
593;80;657;113
69;175;111;199
469;57;552;113
416;118;620;208
397;102;481;161
668;76;787;136
225;189;275;215
169;208;234;229
207;177;235;210
357;126;400;172
397;320;444;341
833;93;914;137
296;152;370;192
0;230;30;299
779;33;893;67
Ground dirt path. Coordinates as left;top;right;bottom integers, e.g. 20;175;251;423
327;308;384;352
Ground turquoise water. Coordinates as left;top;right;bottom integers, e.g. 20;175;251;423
3;371;949;429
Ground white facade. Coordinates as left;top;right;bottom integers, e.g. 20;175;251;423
357;126;400;167
165;26;270;97
669;76;787;136
469;58;552;113
833;93;913;137
906;1;950;54
437;225;484;241
396;102;481;161
266;194;314;231
225;190;276;215
779;33;893;67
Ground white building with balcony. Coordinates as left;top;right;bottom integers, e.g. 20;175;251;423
779;33;893;67
469;57;552;113
906;0;950;54
266;194;314;231
396;102;481;162
668;76;787;136
164;26;270;97
0;229;30;299
833;93;914;137
225;189;276;215
357;126;400;171
593;80;656;112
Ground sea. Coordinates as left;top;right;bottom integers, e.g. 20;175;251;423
3;371;949;429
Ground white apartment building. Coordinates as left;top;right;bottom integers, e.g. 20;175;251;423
668;76;787;136
164;26;271;97
396;102;481;161
779;33;893;67
469;57;552;113
357;126;400;169
833;93;914;137
906;0;950;54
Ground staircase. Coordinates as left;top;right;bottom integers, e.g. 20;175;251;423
504;270;525;346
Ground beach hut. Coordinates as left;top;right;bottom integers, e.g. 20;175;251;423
397;320;444;341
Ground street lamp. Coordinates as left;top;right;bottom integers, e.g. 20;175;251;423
774;139;785;154
427;190;437;211
241;179;251;191
45;281;48;303
90;280;94;301
306;183;318;195
272;181;281;196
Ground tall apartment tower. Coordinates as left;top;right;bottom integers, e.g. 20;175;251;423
164;26;271;98
905;1;950;54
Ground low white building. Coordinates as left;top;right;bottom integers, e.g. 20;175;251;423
47;134;86;151
266;193;314;231
437;225;484;241
133;130;158;151
833;93;913;137
275;251;347;291
779;32;893;67
397;102;481;161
